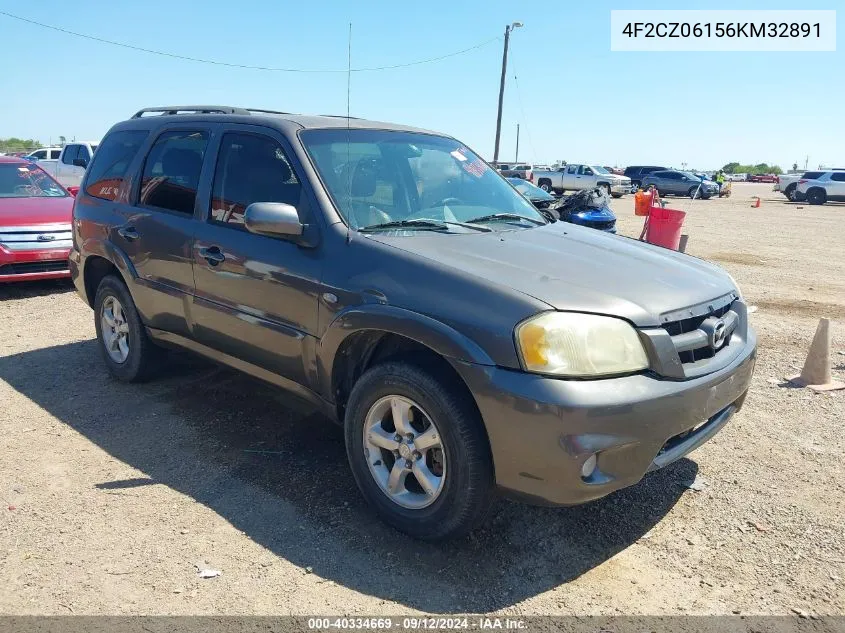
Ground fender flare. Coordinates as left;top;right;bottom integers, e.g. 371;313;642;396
79;237;138;302
316;304;495;400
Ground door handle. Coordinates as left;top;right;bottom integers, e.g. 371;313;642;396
199;246;225;266
117;226;139;241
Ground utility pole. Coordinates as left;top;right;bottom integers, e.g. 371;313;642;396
515;124;520;163
493;21;523;163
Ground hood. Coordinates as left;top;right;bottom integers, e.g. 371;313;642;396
0;196;74;227
370;223;736;327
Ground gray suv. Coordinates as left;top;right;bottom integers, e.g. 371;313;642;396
70;105;756;541
642;170;719;199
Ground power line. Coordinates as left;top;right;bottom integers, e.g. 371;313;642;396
0;10;499;73
512;73;539;163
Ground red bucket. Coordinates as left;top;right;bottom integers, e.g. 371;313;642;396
645;207;686;250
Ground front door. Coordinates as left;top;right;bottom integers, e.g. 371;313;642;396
190;127;322;388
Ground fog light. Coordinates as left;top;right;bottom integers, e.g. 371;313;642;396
581;454;598;479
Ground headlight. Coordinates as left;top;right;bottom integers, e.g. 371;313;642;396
516;312;649;377
726;273;744;300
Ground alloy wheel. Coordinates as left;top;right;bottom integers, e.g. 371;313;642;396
101;295;130;363
362;395;446;509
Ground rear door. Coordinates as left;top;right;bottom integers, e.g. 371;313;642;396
561;163;579;188
112;126;214;336
190;125;323;387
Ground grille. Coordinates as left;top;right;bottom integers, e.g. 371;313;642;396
663;301;734;364
0;260;69;275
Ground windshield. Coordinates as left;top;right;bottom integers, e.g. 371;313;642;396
507;178;551;198
590;165;610;174
0;163;67;198
301;129;544;231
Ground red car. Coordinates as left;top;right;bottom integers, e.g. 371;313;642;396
0;157;75;282
748;173;778;183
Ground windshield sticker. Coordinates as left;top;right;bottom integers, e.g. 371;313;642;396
450;149;468;162
462;158;488;178
17;167;29;172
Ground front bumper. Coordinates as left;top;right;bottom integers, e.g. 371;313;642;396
610;182;631;195
455;327;756;506
0;244;70;282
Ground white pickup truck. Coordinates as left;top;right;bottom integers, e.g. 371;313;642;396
37;141;99;187
533;164;631;198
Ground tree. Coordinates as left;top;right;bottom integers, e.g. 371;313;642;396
0;137;42;153
722;162;741;173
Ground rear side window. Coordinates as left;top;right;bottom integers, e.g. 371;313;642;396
210;133;301;227
802;171;824;180
50;149;61;160
85;130;149;201
31;149;46;160
830;173;845;182
62;145;80;165
140;130;209;214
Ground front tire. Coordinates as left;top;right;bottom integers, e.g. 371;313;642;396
93;275;160;382
345;361;493;541
599;184;611;196
538;179;552;193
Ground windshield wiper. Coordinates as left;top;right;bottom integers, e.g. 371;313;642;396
466;213;546;226
359;218;492;233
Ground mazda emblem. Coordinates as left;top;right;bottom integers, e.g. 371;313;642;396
712;320;727;349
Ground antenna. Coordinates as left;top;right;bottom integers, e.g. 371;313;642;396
346;22;356;239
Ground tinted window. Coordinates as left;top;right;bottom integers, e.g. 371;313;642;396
62;145;80;165
140;130;208;214
624;167;638;177
210;133;301;227
78;145;91;162
802;171;824;180
50;149;62;160
830;172;845;182
85;130;149;201
31;149;46;159
651;171;671;179
642;166;664;175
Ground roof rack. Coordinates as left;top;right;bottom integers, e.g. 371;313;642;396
246;108;293;116
131;106;250;119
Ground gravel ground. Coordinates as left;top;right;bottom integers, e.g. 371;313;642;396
0;182;843;616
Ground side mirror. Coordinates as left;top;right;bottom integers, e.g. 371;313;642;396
244;202;303;239
72;158;88;168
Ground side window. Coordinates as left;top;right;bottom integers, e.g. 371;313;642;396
580;166;594;175
62;145;80;165
139;130;209;214
85;130;149;201
78;146;91;162
31;150;46;159
830;172;845;182
567;165;578;174
210;133;302;227
51;149;62;160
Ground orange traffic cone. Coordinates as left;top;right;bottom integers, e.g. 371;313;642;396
751;196;761;208
786;318;845;392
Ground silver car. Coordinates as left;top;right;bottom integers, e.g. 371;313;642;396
642;170;719;199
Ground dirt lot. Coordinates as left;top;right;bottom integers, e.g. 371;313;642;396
1;182;843;616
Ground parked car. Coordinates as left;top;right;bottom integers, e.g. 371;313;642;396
71;105;756;541
623;166;667;189
492;162;533;181
506;177;556;209
795;171;845;205
747;173;778;183
37;141;99;187
641;170;719;199
725;173;747;182
775;171;826;201
25;147;62;163
533;164;631;197
0;157;74;282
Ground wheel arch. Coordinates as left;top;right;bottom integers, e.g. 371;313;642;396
318;305;495;420
80;239;137;307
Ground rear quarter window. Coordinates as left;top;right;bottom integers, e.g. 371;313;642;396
84;130;149;201
802;171;824;180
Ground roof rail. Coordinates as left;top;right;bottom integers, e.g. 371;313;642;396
318;114;362;120
246;108;294;116
131;105;250;119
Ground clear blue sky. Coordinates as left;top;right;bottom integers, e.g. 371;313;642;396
1;0;841;170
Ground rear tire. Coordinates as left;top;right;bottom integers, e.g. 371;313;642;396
807;188;827;205
538;179;552;193
93;275;161;382
784;183;797;201
344;361;493;541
